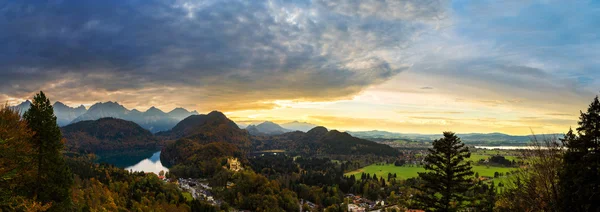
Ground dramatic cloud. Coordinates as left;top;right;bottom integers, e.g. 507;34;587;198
0;0;444;110
1;0;597;134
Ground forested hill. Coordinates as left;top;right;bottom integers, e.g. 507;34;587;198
157;111;251;148
252;126;399;156
61;117;159;153
159;111;251;170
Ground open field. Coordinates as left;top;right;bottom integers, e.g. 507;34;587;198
345;164;424;179
470;152;520;162
345;164;516;180
182;192;193;201
472;165;516;177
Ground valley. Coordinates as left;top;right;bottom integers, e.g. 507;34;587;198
2;1;596;211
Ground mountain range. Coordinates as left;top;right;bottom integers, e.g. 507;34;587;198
11;100;554;145
243;121;318;135
251;126;399;156
53;101;87;126
11;100;198;133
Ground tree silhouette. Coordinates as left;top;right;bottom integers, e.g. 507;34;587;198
24;91;73;210
559;96;600;211
415;132;474;211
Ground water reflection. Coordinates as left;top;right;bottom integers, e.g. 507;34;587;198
124;151;169;175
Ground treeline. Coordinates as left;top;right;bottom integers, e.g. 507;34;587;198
412;96;600;211
164;140;246;179
494;96;600;211
61;117;160;154
0;92;73;211
0;92;210;212
66;155;191;211
251;127;400;157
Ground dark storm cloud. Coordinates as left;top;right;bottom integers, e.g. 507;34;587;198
0;0;444;109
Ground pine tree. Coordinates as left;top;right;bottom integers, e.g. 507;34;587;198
415;132;474;212
0;104;48;210
23;91;73;211
559;96;600;211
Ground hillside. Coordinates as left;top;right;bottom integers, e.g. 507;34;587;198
61;117;159;153
159;111;251;169
252;126;398;156
157;111;251;147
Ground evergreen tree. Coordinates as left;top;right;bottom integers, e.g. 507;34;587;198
559;96;600;211
0;104;50;210
23;91;73;210
415;132;474;212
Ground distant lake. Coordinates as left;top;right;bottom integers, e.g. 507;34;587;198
96;151;168;175
475;146;548;150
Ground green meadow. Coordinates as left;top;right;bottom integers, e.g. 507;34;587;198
182;192;193;202
345;164;424;179
345;154;518;181
345;164;516;179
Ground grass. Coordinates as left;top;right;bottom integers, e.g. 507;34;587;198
344;163;517;180
182;192;193;202
344;152;520;193
469;153;520;162
469;154;489;162
472;165;516;177
345;164;423;179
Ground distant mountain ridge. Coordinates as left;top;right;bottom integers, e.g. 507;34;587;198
53;102;87;126
12;100;88;126
348;130;563;145
10;100;32;115
70;101;199;133
246;121;292;135
252;126;399;156
281;121;317;132
11;100;198;132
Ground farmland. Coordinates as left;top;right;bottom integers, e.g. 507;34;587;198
345;163;516;180
345;153;519;181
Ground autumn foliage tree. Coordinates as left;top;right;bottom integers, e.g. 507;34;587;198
495;135;563;211
23;91;73;211
415;132;474;212
0;104;51;211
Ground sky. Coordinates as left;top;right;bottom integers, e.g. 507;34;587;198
1;0;599;135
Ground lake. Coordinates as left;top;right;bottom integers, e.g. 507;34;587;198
475;146;548;150
96;151;169;175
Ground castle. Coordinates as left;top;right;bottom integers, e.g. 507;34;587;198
227;157;242;172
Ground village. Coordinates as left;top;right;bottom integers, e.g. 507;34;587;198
169;157;423;212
